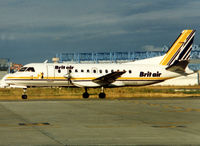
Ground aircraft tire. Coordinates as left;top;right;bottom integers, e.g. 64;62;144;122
83;92;89;98
22;95;27;99
99;93;106;99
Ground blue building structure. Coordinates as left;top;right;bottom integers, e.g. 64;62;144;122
56;51;165;63
56;44;200;70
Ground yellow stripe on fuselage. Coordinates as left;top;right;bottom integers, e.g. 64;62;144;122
160;30;193;66
6;76;173;81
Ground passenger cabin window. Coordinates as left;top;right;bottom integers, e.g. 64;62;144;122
99;70;102;73
129;70;132;74
81;69;84;73
111;69;114;73
105;69;108;73
75;69;78;73
93;70;96;73
87;69;90;73
19;67;27;72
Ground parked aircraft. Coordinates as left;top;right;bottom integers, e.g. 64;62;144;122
0;30;196;99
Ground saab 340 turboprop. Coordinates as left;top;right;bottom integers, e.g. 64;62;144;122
0;30;196;99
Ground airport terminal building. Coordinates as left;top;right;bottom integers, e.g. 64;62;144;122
0;59;9;79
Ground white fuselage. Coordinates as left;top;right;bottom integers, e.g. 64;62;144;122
1;30;196;89
3;62;181;88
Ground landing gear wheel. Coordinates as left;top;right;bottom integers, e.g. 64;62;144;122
83;92;89;98
22;95;27;99
22;88;28;99
99;92;106;99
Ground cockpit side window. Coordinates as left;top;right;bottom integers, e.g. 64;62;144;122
19;67;27;72
26;67;35;72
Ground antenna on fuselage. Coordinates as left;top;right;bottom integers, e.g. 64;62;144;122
44;60;48;63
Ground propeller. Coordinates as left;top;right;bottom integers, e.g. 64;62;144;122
66;71;72;86
64;67;73;86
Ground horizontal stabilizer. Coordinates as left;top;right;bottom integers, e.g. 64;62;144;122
93;71;126;86
165;60;189;73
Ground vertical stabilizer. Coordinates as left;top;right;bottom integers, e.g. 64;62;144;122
160;30;195;66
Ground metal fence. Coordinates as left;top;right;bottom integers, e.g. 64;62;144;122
56;45;200;70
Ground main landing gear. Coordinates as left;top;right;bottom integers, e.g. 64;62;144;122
22;88;28;99
82;88;89;98
82;87;106;99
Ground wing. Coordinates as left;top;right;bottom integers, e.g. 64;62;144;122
92;71;126;86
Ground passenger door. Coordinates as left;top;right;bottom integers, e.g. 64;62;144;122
47;65;55;80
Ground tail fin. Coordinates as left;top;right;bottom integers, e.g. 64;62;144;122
160;30;195;66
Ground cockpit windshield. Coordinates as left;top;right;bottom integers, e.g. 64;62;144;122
18;67;35;72
19;67;27;72
27;67;35;72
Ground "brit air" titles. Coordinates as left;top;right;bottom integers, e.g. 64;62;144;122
140;71;162;77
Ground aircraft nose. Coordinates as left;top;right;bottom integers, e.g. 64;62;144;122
0;74;10;88
0;80;9;88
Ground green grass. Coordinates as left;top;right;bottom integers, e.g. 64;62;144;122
0;86;200;99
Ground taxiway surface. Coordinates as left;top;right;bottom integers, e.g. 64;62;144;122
0;98;200;145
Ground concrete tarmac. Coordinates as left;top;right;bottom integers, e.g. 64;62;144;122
0;98;200;145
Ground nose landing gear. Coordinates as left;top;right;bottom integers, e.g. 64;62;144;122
22;88;28;99
99;87;106;99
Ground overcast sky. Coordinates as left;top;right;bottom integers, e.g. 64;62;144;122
0;0;200;64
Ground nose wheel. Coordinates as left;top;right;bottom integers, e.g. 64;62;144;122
99;87;106;99
22;94;27;99
99;92;106;98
